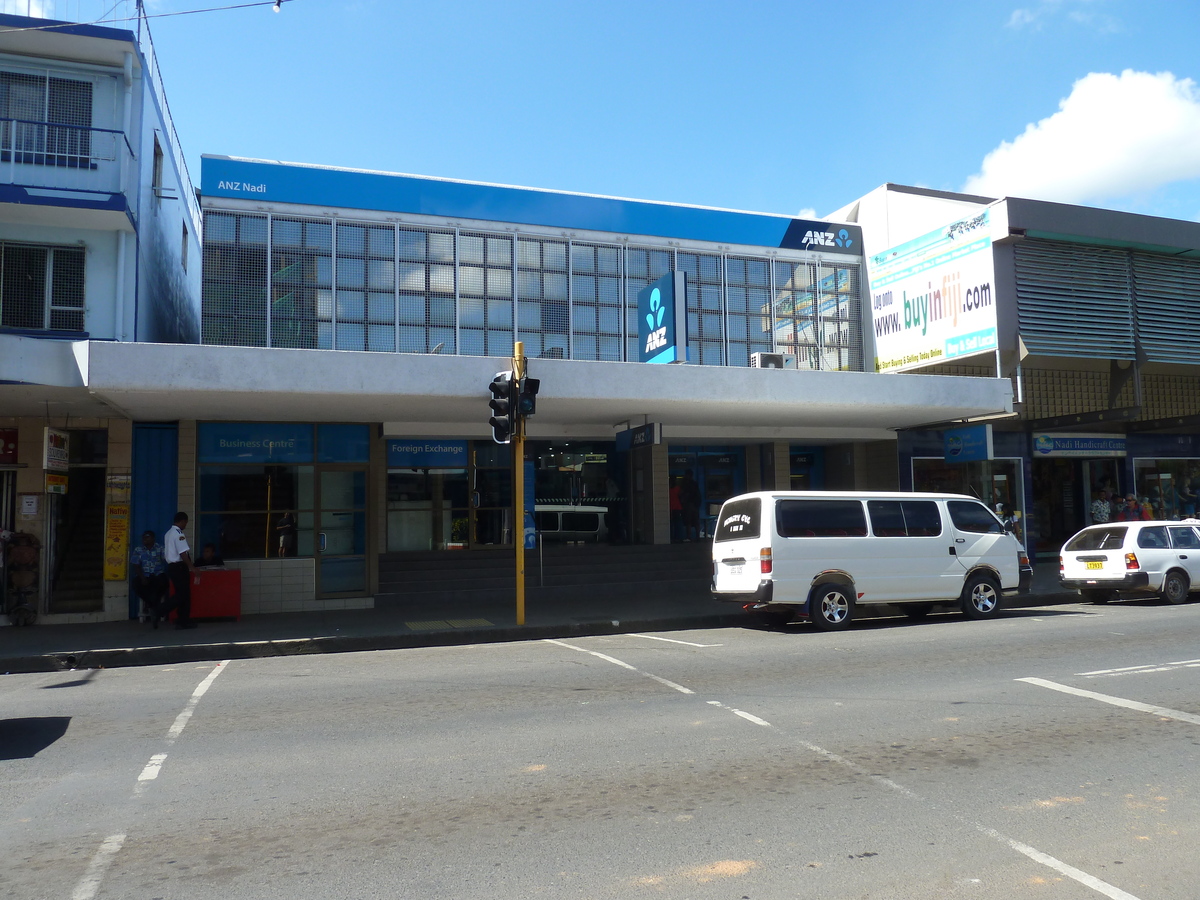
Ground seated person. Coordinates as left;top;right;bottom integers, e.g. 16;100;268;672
196;543;225;568
130;530;169;623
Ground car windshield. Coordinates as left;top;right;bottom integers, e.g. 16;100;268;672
1065;526;1127;551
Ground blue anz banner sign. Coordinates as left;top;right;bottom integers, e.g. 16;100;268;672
638;272;688;364
944;424;993;463
202;156;862;252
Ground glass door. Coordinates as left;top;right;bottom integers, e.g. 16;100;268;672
316;466;367;597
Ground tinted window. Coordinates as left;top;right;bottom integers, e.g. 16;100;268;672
777;500;868;538
1064;526;1127;551
715;497;760;543
1169;526;1200;550
535;511;559;532
1138;526;1169;549
868;500;942;537
948;500;1004;534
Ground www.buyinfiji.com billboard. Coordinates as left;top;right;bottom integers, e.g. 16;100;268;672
868;210;997;374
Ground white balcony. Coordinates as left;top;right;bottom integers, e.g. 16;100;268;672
0;117;135;228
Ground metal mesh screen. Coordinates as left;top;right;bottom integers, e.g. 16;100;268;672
678;251;725;365
515;237;565;359
270;217;331;349
624;247;673;361
202;212;268;347
199;205;864;369
398;226;457;354
725;256;773;367
0;71;93;166
0;244;84;332
568;242;623;361
457;232;513;357
772;260;864;371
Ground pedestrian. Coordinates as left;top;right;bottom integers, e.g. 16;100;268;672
679;469;701;541
197;543;225;568
160;512;197;629
669;478;683;542
1115;494;1141;522
275;511;296;558
129;530;169;627
1090;489;1112;524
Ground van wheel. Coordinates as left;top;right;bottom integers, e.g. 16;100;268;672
902;603;933;620
1161;570;1190;605
809;585;853;631
961;574;1001;619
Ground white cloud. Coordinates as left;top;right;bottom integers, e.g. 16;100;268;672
1006;8;1039;29
796;207;818;219
963;70;1200;204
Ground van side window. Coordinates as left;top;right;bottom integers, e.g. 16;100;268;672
714;497;760;542
947;500;1004;534
1138;526;1168;548
867;500;943;537
777;500;867;537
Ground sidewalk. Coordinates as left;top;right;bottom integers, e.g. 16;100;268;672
0;564;1078;674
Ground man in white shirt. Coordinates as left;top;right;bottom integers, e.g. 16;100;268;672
161;511;196;629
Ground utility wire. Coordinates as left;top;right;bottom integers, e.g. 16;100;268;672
0;0;292;35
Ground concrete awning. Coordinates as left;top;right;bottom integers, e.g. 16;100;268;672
1;337;1012;442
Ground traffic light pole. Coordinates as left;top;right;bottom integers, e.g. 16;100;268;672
512;341;527;625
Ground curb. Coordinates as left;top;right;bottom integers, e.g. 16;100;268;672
1;592;1086;676
1;613;748;675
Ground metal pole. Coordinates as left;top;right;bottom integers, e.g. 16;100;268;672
513;340;526;625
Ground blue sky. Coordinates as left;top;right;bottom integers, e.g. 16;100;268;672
27;0;1200;221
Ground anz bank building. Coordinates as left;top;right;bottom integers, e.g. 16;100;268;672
190;156;1007;611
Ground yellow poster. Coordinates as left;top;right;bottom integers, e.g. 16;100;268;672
104;503;131;581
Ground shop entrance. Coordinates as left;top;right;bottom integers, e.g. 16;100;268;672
668;448;745;539
313;466;368;597
386;467;470;551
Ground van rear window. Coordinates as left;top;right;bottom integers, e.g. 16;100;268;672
867;500;942;537
1064;526;1127;551
777;500;868;537
715;497;760;542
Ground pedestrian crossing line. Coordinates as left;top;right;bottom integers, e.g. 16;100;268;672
1017;676;1200;726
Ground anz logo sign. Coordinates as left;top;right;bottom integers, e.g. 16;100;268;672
801;227;854;249
644;287;667;354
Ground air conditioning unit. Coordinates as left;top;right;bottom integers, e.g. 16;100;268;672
751;352;796;369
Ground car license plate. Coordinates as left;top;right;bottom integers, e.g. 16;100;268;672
729;564;744;575
1086;561;1104;570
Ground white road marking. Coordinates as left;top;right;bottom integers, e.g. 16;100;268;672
547;638;1144;900
1078;658;1200;678
70;832;126;900
1017;677;1200;726
545;640;693;694
74;662;231;899
627;633;722;648
137;753;168;782
167;660;228;742
706;699;771;727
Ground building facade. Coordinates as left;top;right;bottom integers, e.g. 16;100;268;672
837;184;1200;560
0;10;200;621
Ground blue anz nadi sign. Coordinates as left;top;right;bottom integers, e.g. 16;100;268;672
944;423;993;463
638;272;688;364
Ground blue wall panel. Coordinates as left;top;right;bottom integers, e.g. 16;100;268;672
130;423;179;619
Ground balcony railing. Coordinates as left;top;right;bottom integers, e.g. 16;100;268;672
0;118;135;203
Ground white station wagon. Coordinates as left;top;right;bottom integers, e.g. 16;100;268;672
1060;520;1200;604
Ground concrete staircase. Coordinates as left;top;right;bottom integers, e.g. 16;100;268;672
375;542;712;609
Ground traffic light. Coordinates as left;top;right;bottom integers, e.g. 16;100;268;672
518;377;540;418
488;370;516;444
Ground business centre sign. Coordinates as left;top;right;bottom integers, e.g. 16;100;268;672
868;210;998;373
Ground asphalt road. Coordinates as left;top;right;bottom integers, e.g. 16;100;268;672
4;599;1200;899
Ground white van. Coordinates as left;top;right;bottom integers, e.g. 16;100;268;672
711;491;1031;629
